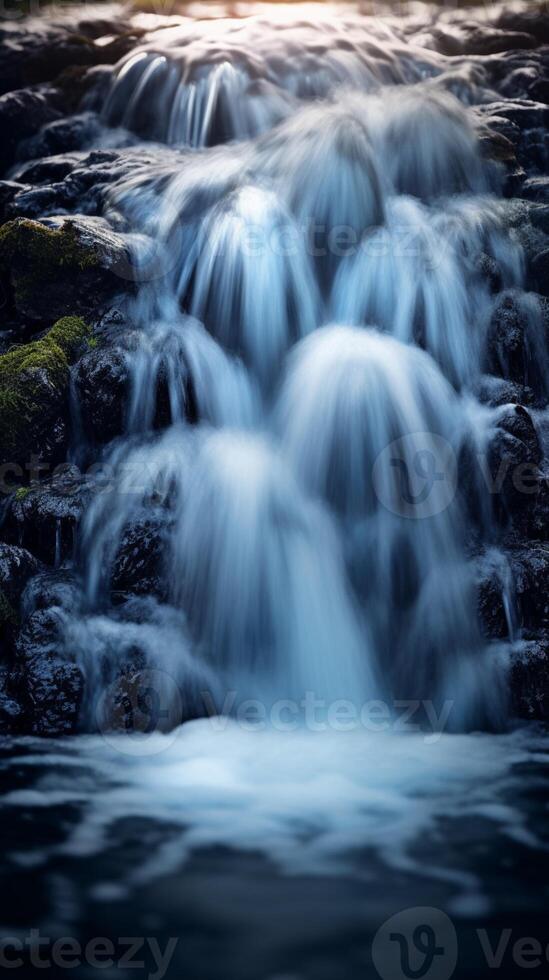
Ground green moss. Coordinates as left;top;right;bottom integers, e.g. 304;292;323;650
0;219;100;304
0;588;18;628
48;317;92;359
0;316;89;461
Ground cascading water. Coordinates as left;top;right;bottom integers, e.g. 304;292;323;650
56;6;545;736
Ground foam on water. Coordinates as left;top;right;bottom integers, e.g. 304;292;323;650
1;723;548;916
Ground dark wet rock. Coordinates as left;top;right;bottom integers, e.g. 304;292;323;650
0;316;91;477
5;144;182;221
529;248;549;296
4;466;93;566
500;198;549;294
0;542;41;605
0;86;61;175
111;510;170;601
508;544;549;632
8;607;84;735
485;290;548;399
425;22;536;58
74;343;128;445
475;375;535;409
0;216;134;322
0;676;22;733
0;19;143;97
0;543;42;661
17;112;102;164
510;635;549;720
0;180;30;222
522;176;549;203
477;100;549;178
496;7;549;47
486;405;544;535
14;152;84;185
21;568;82;621
477;568;511;640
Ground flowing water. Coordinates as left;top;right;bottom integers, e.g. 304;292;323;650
2;4;549;976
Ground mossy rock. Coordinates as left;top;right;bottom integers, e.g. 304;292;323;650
0;216;132;321
0;316;89;474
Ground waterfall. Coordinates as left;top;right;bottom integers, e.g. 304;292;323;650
57;7;547;734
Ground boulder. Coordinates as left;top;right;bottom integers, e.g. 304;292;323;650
17;112;102;164
73;343;128;445
0;216;134;322
111;510;170;601
11;607;84;735
0;316;91;477
0;86;61;175
509;544;549;632
4;466;94;565
485;290;548;400
0;542;41;657
510;635;549;720
485;405;544;534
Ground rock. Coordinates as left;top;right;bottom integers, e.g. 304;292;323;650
0;543;42;656
500;199;549;294
0;216;134;322
477;570;511;640
17;112;102;164
510;635;549;720
509;544;549;632
0;676;22;733
0;542;41;604
427;23;536;57
4;466;94;565
530;248;549;296
0;86;61;175
11;607;84;735
485;290;548;400
522;177;549;203
21;568;82;621
74;343;128;445
486;405;544;534
0;316;91;477
0;20;144;97
475;375;535;408
111;510;170;601
477;100;549;176
496;9;549;47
